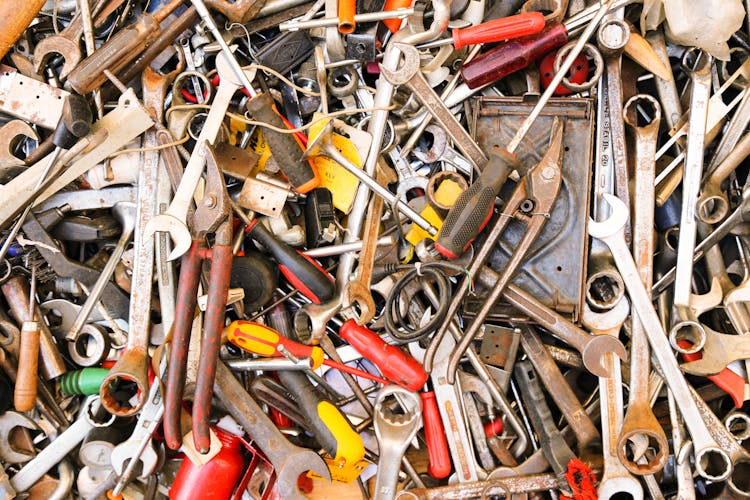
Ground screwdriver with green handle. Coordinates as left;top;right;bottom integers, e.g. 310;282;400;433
435;0;614;259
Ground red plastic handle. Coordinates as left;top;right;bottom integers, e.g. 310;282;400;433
678;340;747;408
338;320;428;391
382;0;413;32
452;12;546;50
420;391;452;479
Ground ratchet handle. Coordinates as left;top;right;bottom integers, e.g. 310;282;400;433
435;150;516;259
339;320;428;391
14;323;40;412
460;21;568;89
246;220;334;304
420;390;452;479
452;12;546;50
245;94;320;194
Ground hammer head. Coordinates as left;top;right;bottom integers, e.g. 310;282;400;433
588;193;628;240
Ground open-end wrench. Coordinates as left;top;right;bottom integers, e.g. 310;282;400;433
459;371;496;470
341;173;384;324
666;391;695;499
677;322;750;376
373;385;422;500
379;42;487;170
581;300;643;499
618;93;669;476
144;51;252;260
0;120;38;181
214;361;331;499
10;396;115;493
0;411;38;464
589;193;732;482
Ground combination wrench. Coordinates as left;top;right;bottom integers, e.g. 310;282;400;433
589;193;732;482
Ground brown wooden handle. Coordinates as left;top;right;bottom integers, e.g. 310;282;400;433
14;323;40;412
0;0;45;61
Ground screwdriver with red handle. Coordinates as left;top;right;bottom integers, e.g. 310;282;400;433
226;320;391;385
417;12;546;50
460;3;616;89
338;320;428;391
421;386;452;479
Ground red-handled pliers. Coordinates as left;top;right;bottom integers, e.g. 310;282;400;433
164;144;234;453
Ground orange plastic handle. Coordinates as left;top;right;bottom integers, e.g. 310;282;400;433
382;0;413;32
452;12;546;50
338;0;356;34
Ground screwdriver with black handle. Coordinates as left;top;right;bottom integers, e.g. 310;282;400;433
436;0;612;259
245;219;335;304
266;302;366;477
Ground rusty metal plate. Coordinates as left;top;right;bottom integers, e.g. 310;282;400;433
466;96;595;324
479;325;521;368
0;64;68;130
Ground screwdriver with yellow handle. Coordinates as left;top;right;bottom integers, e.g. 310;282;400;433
226;320;390;386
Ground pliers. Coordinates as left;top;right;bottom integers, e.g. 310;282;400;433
164;144;233;453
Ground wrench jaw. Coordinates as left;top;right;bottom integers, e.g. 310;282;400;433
597;476;643;500
273;451;332;499
32;39;81;79
696;186;730;225
342;281;377;325
694;446;732;483
293;297;342;344
0;411;39;464
143;214;193;261
100;345;149;416
587;194;629;241
616;421;669;477
581;335;627;378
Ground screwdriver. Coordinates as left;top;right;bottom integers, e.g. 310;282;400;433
338;320;428;391
417;12;546;50
435;0;614;259
15;267;39;412
266;303;366;479
245;219;335;304
0;94;92;264
460;1;624;89
66;0;185;95
191;0;321;194
420;386;451;479
226;320;391;386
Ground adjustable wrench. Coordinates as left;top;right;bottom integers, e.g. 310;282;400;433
590;193;732;482
618;93;669;476
373;385;422;500
144;51;253;260
581;300;643;499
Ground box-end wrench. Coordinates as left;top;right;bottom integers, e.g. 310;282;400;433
589;193;732;482
581;300;643;500
214;361;331;499
673;55;712;316
143;51;252;261
373;385;422;500
618;94;669;477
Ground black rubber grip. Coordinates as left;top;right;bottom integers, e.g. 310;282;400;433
246;93;319;193
436;150;517;258
247;221;335;303
53;94;93;149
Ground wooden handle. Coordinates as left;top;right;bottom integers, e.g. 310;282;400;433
14;323;40;412
0;0;45;61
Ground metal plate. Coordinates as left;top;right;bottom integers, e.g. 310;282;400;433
479;325;520;368
466;96;595;324
0;64;68;130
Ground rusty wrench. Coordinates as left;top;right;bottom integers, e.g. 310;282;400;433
590;193;732;482
618;94;669;476
0;120;38;181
